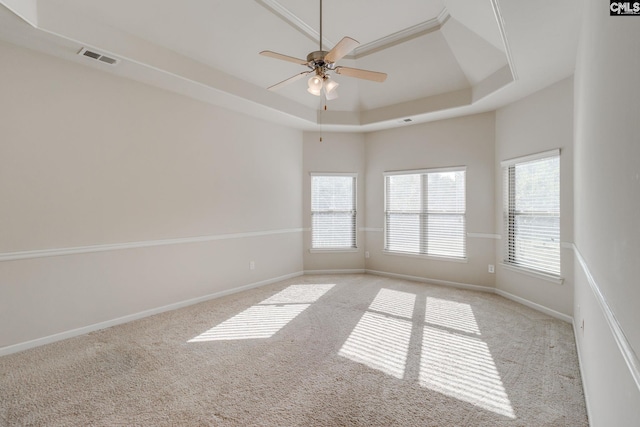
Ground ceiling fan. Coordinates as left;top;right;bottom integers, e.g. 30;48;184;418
259;0;387;100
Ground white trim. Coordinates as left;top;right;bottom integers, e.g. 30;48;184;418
500;262;564;285
0;271;304;357
309;172;358;177
0;228;304;262
365;269;493;293
489;0;518;81
573;243;640;392
494;289;572;323
304;269;365;275
352;12;448;59
364;269;571;323
256;0;335;50
500;148;560;167
467;232;501;239
309;248;359;253
384;165;466;176
560;241;574;249
383;250;467;263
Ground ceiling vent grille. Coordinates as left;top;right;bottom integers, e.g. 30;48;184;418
77;47;119;66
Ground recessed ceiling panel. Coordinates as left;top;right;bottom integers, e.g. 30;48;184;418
354;31;469;110
441;17;507;85
276;0;445;46
443;0;505;52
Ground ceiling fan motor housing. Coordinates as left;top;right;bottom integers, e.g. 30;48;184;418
307;50;336;72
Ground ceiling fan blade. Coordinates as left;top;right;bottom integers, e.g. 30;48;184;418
267;71;312;91
324;36;359;64
335;66;387;83
260;50;308;66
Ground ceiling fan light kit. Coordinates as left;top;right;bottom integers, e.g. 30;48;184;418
260;0;387;101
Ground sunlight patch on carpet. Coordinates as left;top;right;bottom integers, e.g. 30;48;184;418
260;284;336;305
188;284;335;342
338;288;415;378
339;312;412;378
419;326;516;419
368;288;416;319
425;297;481;335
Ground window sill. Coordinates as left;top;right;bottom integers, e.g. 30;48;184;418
383;250;467;263
309;248;359;253
500;263;564;285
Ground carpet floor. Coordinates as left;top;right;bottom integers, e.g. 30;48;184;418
0;274;588;426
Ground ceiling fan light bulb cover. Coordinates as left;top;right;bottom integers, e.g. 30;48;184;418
324;87;339;100
307;86;322;96
324;78;339;94
308;75;323;90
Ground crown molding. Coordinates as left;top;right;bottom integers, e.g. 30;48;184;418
351;10;450;59
256;0;335;50
490;0;517;81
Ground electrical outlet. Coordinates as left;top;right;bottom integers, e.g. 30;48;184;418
488;264;495;273
365;251;370;258
249;261;255;270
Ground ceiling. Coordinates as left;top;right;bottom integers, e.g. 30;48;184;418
0;0;582;131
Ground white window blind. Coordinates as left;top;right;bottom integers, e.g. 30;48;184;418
384;168;466;259
311;174;357;249
502;151;560;276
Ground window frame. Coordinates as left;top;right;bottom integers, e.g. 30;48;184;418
501;149;562;282
310;172;358;252
383;166;467;261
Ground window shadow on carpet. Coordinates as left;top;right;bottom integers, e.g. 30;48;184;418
338;287;516;419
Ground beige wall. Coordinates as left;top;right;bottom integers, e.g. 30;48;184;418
494;77;575;316
0;41;304;350
573;0;640;424
364;113;496;287
302;132;366;272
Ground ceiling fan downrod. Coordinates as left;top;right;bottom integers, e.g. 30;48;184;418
319;0;323;52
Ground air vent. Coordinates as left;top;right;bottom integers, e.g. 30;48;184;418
77;47;119;66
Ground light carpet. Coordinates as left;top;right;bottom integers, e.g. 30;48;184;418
0;274;588;426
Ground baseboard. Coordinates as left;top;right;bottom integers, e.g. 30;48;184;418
573;318;594;426
304;269;366;275
494;288;572;323
0;271;304;357
364;269;572;323
365;269;496;293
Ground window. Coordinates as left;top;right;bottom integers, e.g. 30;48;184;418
311;173;357;250
502;150;560;277
384;167;466;259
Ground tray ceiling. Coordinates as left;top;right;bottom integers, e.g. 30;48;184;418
0;0;581;131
